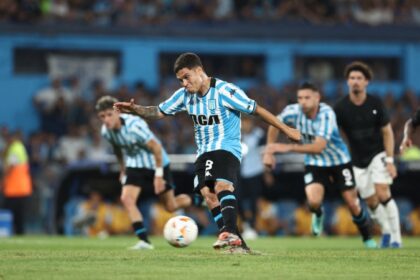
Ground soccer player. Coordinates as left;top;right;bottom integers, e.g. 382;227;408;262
334;61;402;248
263;82;377;248
96;96;191;250
400;109;420;153
114;52;300;252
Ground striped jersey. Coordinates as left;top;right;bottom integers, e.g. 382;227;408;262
278;103;351;167
101;114;170;169
158;78;257;161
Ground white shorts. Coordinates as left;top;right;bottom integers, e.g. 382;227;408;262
353;151;393;199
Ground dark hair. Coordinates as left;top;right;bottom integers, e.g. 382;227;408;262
173;52;203;73
298;82;319;92
344;61;373;80
95;95;119;112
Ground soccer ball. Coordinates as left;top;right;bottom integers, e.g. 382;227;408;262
163;215;198;248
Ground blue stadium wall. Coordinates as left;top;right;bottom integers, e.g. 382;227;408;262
2;32;420;134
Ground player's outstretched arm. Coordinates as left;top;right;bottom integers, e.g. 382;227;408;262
114;99;165;120
254;105;301;142
400;118;414;153
263;125;280;170
146;139;165;195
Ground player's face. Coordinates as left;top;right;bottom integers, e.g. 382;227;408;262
297;89;320;115
176;67;204;93
347;71;369;95
98;109;120;129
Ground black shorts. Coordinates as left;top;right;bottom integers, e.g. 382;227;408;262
124;165;174;196
304;163;355;191
194;150;240;191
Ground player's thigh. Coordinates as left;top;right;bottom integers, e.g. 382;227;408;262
375;183;392;201
194;150;240;191
159;189;177;211
121;185;142;204
340;187;360;212
353;165;374;199
331;163;356;191
305;183;325;205
371;152;393;186
124;167;156;198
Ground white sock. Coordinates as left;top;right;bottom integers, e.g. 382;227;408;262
368;204;391;235
383;199;402;244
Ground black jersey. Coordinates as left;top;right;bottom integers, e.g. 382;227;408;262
334;94;390;168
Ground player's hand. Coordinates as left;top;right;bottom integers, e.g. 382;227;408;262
114;98;137;114
263;149;276;170
399;138;412;154
286;127;301;142
386;163;397;179
154;176;166;195
263;171;275;187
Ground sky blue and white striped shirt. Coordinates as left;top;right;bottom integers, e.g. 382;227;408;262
278;103;351;167
101;114;170;169
158;78;257;161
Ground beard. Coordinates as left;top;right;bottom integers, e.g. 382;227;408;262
352;88;361;95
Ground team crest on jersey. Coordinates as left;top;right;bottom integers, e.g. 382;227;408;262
208;99;216;110
304;173;314;184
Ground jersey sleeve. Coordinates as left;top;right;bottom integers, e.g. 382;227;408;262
158;89;187;115
412;109;420;128
376;97;391;127
277;105;298;127
333;102;344;127
219;83;257;115
315;110;335;141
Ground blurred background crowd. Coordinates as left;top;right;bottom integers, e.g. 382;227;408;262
2;0;420;27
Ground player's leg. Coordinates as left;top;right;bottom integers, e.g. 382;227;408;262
303;166;326;236
157;165;190;211
238;175;260;240
336;163;376;248
341;189;376;248
369;152;401;247
120;184;153;249
159;189;191;212
354;160;391;247
305;183;325;236
364;193;391;248
376;183;402;247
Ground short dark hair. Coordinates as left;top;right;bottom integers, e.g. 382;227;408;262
173;52;203;73
344;61;373;80
95;95;118;112
298;82;319;92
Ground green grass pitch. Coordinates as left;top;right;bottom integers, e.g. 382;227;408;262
1;236;419;279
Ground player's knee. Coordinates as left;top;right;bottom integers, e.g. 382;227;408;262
378;193;391;203
164;202;177;213
204;195;218;209
346;201;360;214
307;197;322;209
364;195;379;209
120;195;135;208
214;181;234;193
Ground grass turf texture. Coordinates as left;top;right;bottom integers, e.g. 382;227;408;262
1;236;419;280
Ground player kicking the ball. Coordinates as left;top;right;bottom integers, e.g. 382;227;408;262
114;52;300;253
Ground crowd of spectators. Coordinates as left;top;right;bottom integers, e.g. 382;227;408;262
2;0;420;27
